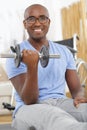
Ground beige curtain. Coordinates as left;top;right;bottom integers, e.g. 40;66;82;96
61;0;87;62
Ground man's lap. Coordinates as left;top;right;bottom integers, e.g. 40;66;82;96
12;99;87;130
39;98;87;122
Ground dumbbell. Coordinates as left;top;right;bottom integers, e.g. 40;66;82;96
0;44;60;68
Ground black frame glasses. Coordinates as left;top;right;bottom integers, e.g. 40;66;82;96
24;15;49;24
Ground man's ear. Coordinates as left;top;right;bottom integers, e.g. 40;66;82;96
48;19;51;26
23;20;27;29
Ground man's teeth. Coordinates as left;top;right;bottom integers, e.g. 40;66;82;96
34;29;42;32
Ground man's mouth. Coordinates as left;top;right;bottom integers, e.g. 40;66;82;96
34;29;42;32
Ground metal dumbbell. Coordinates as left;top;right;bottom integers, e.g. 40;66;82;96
0;44;60;68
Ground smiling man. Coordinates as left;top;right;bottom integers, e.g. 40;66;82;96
6;4;87;130
23;4;50;48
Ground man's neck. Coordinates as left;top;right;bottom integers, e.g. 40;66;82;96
28;38;49;51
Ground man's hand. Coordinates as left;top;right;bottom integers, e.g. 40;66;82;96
74;97;87;108
22;49;39;68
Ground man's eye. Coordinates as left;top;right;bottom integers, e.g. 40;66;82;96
28;17;35;21
40;16;46;20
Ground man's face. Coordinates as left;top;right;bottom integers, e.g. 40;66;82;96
23;5;50;40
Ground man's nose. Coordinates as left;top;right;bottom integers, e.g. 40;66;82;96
34;19;41;25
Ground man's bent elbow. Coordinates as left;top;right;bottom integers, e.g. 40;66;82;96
21;94;38;105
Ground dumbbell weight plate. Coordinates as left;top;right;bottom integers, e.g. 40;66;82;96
40;45;49;67
10;44;22;68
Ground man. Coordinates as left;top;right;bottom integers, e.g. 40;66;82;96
6;4;87;130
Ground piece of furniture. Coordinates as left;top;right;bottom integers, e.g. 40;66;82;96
0;81;14;123
0;63;15;124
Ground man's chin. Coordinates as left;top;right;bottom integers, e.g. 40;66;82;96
33;36;44;41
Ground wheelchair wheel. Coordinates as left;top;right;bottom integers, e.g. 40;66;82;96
76;58;87;88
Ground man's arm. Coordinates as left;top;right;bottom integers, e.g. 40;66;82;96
65;69;87;107
65;69;84;98
10;49;39;105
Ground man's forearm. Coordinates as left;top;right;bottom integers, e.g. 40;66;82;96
21;68;39;105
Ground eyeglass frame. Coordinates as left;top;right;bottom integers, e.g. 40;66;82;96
24;15;49;24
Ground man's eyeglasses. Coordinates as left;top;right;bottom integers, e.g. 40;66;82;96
24;15;49;24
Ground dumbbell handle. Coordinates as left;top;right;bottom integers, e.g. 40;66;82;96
0;53;60;59
0;53;17;58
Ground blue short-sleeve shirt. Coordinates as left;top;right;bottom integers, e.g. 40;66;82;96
5;40;76;116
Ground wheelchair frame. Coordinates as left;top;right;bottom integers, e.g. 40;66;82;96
54;34;87;89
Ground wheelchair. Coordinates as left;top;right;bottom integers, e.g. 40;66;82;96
54;34;87;95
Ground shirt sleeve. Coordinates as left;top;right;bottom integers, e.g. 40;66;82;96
5;58;27;79
66;48;76;70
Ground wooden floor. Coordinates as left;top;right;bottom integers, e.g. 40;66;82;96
0;115;12;124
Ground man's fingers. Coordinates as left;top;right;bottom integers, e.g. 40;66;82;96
74;97;87;108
